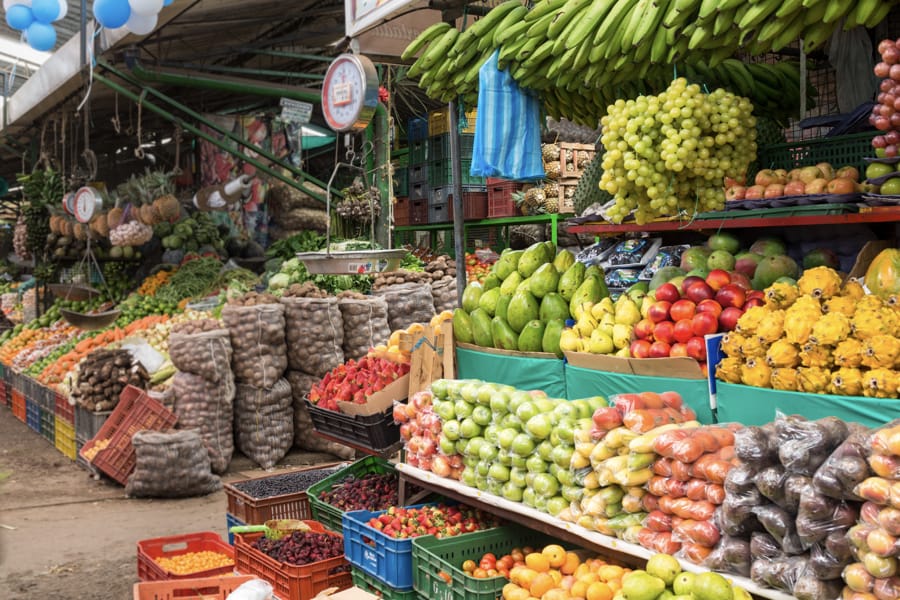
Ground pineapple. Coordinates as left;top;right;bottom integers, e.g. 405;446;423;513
841;279;866;300
541;143;560;162
765;339;800;369
741;358;772;388
834;338;865;368
720;333;745;358
799;343;834;368
514;188;546;216
770;368;800;391
756;310;786;344
829;368;865;397
797;366;831;393
735;305;769;336
809;312;852;346
824;295;857;317
798;266;843;300
716;357;743;383
765;281;800;310
861;335;900;369
863;368;900;399
544;161;562;180
542;182;560;213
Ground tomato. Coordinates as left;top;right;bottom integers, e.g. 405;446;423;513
498;555;514;570
479;558;495;570
462;559;476;573
473;568;488;579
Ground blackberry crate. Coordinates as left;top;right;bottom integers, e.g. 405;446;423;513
137;531;234;581
306;400;401;452
224;462;345;525
428;160;486;188
407;117;428;143
55;392;74;424
226;512;245;545
39;405;55;444
26;397;40;433
307;456;397;534
429;133;475;162
55;416;76;460
433;186;489;221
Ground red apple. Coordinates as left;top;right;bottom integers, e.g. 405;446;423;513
746;290;765;302
691;312;719;337
680;276;705;295
634;318;655;340
725;186;746;201
743;297;765;310
669;299;697;322
783;180;806;196
630;339;651;359
728;271;752;290
653;320;676;344
686;281;715;303
716;284;747;309
764;183;785;199
670;342;689;358
718;306;744;332
655;282;681;303
705;269;732;291
744;184;766;200
686;336;707;362
754;169;777;187
673;319;694;344
696;298;723;318
649;341;672;358
648;301;672;323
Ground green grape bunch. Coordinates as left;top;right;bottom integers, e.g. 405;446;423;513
599;78;757;225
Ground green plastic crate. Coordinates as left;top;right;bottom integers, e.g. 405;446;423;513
395;166;409;197
352;567;418;600
307;456;397;533
429;134;475;162
412;526;561;600
755;131;877;173
429;160;486;188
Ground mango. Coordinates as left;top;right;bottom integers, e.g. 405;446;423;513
542;319;565;357
493;250;523;280
517;320;546;352
517;242;551;278
495;295;512;321
507;291;540;333
491;316;519;350
478;287;501;317
553;248;575;272
470;308;493;347
452;308;474;344
539;292;570;322
529;263;560;299
482;273;501;291
499;271;523;296
570;276;607;320
558;262;586;302
461;283;483;313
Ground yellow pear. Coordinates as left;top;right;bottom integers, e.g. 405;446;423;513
591;297;615;320
615;346;631;358
614;295;641;325
572;301;594;321
560;329;582;352
575;312;598;337
640;296;654;319
599;313;616;334
589;329;615;354
612;323;633;349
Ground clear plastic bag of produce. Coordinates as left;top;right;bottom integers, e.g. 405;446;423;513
285;370;355;460
734;423;779;467
796;488;859;549
222;302;288;388
337;296;391;361
808;531;854;580
752;504;805;555
281;296;344;376
125;429;222;498
750;553;809;593
225;578;274;600
704;534;751;576
638;245;691;281
168;328;233;382
173;371;235;474
812;422;872;500
372;282;436;331
234;379;293;470
775;412;851;476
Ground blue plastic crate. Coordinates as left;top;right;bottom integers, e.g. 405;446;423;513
26;398;40;433
226;512;245;545
407;117;428;143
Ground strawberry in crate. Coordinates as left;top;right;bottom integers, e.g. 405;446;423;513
308;357;410;410
366;504;500;539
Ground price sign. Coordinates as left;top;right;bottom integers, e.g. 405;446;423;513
279;98;313;124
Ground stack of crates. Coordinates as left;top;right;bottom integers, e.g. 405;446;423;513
427;108;486;223
55;392;76;460
406;117;429;226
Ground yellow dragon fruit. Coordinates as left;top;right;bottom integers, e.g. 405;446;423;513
720;332;746;358
740;334;768;359
741;358;772;388
861;335;900;369
765;281;800;310
798;266;843;300
824;295;857;317
841;279;866;300
756;310;786;344
766;339;800;368
800;343;834;368
736;305;770;336
784;307;820;345
852;308;897;340
857;295;885;312
829;368;865;397
715;357;743;384
792;295;824;313
797;366;831;393
863;368;900;399
770;368;800;391
809;312;852;346
834;338;865;368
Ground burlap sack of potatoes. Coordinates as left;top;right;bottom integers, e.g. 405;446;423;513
168;329;232;383
337;296;391;361
125;430;222;498
234;379;294;470
173;371;235;474
222;303;288;388
281;296;344;376
372;282;436;331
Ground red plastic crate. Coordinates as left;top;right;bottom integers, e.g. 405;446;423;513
54;392;74;424
0;380;7;407
81;385;177;485
233;522;352;600
394;197;411;226
487;178;522;218
436;187;489;221
410;200;428;225
11;389;25;422
137;531;235;582
133;574;255;600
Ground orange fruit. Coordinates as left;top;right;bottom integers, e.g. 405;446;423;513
571;580;589;598
543;589;570;600
529;572;556;598
542;544;567;568
525;553;551;573
586;582;613;600
503;583;529;600
548;570;563;585
597;565;625;582
561;551;581;575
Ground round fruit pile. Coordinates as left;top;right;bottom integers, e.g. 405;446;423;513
871;37;900;157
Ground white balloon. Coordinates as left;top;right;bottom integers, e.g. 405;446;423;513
55;0;67;20
125;10;156;34
3;0;32;9
128;0;162;16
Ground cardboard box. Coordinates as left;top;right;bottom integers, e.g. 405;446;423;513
337;374;410;417
456;342;560;360
314;586;379;600
847;240;894;282
564;351;704;380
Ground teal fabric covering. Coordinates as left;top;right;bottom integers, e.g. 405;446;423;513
455;347;567;399
716;382;898;427
565;365;714;424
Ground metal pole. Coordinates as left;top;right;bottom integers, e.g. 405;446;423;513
80;0;87;67
373;103;390;248
448;102;466;304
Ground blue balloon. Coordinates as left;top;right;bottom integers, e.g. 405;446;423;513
5;4;34;30
26;21;56;51
31;0;60;23
93;0;130;29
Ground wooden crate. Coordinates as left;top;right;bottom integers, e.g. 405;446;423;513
549;143;596;179
555;179;579;214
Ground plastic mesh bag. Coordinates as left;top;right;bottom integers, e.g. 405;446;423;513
372;283;436;331
337;296;390;362
431;278;459;314
173;371;236;474
281;296;344;375
222;303;288;388
234;379;294;469
169;329;233;382
125;430;222;498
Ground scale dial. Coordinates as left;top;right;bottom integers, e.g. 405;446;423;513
73;187;101;224
321;53;379;132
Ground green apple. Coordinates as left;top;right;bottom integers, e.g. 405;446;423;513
516;401;539;422
479;442;498;462
569;399;593;419
562;484;583;503
510;467;528;487
484;425;500;444
461;381;481;403
488;462;511;482
471;405;492;426
476;383;497;405
532;473;560;497
533;495;548;512
430;379;450;400
498;428;518;450
490;391;510;416
546;495;568;516
454;399;474;419
432;399;455;421
556;468;574;487
551;445;574;468
497;448;513;466
507;391;531;414
454;438;469;456
511;455;528;469
459;417;482;439
553;402;577;419
460;466;476;487
511;433;536;457
555;419;575;444
463;455;479;468
442;419;461;441
538;440;554;461
500;413;522;430
522;487;537;507
533;397;558;413
526;454;549;473
476;460;491;477
438;434;457;456
465;436;485;458
501;481;524;502
525;414;554;440
475;474;489;490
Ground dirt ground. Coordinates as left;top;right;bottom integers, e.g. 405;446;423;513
0;405;344;599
